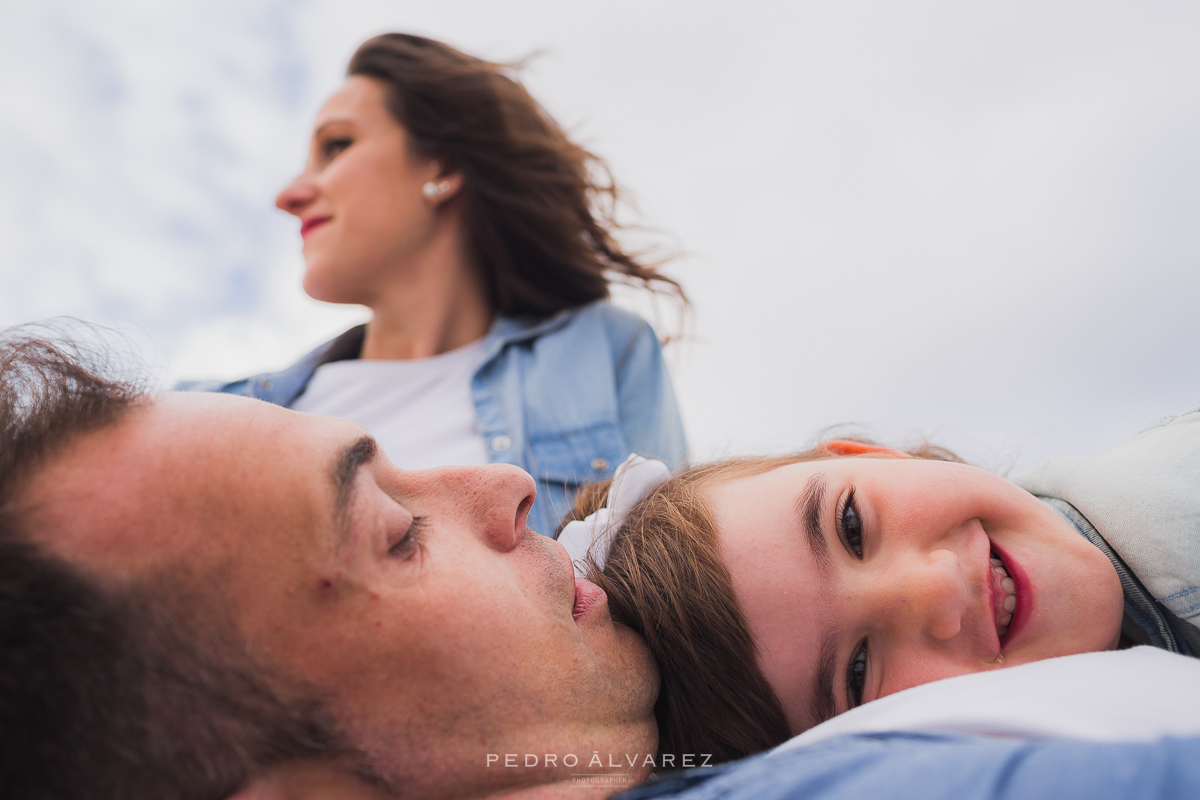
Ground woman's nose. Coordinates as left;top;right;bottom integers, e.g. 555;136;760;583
884;548;966;641
275;173;316;215
432;464;537;552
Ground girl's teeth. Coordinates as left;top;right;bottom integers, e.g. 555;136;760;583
991;550;1017;641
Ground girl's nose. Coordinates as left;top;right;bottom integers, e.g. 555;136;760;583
885;548;966;641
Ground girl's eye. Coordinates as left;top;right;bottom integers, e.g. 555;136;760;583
321;136;353;159
838;489;863;559
388;516;426;560
846;640;869;708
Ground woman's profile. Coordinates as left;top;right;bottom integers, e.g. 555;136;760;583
181;34;687;536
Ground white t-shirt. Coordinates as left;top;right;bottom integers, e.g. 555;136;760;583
291;338;490;470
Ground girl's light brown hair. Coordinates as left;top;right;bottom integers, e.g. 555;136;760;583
562;441;963;764
349;34;684;317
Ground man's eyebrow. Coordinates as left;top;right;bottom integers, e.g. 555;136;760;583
333;435;379;537
806;627;839;728
794;472;832;574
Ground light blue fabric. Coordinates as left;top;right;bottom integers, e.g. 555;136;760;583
175;301;688;537
617;732;1200;800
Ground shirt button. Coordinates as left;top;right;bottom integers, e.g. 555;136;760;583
591;457;608;472
490;434;512;453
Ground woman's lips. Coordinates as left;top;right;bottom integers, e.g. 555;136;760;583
300;217;330;239
573;577;607;622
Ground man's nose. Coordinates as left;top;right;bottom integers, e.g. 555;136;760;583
439;464;537;552
881;548;966;641
275;172;316;215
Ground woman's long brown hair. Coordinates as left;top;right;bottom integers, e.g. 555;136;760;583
349;34;684;318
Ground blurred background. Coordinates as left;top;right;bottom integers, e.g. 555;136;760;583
2;0;1198;470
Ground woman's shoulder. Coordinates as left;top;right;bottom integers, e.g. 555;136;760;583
556;300;660;348
524;299;654;335
173;326;366;406
498;300;659;355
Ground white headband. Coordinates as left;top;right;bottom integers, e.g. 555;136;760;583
557;454;672;578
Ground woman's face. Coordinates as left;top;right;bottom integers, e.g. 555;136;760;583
276;76;445;305
704;448;1124;734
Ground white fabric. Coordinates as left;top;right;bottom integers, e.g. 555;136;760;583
291;338;490;470
773;647;1200;755
558;454;672;578
1014;402;1200;626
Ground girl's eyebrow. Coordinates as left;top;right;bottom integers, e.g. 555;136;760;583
795;472;832;574
794;471;841;726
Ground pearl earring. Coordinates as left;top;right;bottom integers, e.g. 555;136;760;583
422;181;450;200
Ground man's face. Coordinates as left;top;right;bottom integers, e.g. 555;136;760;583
26;393;657;796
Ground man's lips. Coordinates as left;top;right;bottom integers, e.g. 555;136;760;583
548;535;605;624
300;217;330;239
573;577;607;622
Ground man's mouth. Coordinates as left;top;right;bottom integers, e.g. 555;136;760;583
573;577;607;622
989;549;1017;641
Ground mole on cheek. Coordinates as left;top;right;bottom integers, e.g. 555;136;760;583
316;572;342;592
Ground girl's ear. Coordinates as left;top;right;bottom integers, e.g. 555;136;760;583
820;440;912;459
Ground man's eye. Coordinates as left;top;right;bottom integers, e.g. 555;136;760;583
846;640;869;708
838;489;863;559
321;136;352;159
389;516;426;559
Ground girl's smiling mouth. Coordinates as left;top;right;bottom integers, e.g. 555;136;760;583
988;541;1031;648
989;549;1017;640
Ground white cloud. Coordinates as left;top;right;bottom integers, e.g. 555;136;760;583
2;0;1198;470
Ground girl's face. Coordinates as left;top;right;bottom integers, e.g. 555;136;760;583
275;76;448;306
704;446;1124;734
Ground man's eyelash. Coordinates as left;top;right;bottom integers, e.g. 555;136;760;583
837;488;863;559
389;516;426;559
845;640;869;709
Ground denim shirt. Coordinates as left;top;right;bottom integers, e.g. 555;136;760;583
176;301;688;537
1014;401;1200;655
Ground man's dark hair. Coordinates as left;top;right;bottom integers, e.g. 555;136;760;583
0;326;346;800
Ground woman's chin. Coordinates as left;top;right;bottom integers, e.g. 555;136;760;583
301;270;370;307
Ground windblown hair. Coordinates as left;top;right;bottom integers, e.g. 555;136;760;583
348;33;684;317
564;442;963;765
0;326;345;800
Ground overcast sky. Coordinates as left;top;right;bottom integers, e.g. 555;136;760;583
2;0;1198;471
